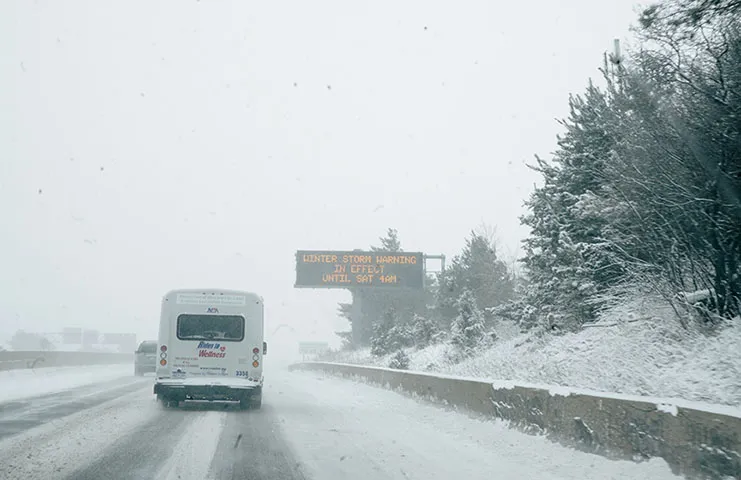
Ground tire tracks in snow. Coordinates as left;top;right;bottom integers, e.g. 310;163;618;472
207;404;307;480
0;376;151;441
0;387;160;480
66;405;198;480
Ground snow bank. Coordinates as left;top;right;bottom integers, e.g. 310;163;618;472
321;303;741;407
444;318;741;407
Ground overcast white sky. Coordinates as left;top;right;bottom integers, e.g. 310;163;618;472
0;0;643;346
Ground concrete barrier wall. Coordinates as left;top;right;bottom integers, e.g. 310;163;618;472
0;351;133;371
289;362;741;480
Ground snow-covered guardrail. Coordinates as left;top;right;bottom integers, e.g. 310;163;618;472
0;351;133;371
289;361;741;480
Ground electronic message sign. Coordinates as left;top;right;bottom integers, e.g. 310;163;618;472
295;250;424;289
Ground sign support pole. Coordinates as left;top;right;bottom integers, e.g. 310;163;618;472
351;289;363;347
423;254;446;273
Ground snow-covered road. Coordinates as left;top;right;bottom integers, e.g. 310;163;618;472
0;366;681;480
0;364;135;403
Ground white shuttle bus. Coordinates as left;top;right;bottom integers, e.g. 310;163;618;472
153;289;266;409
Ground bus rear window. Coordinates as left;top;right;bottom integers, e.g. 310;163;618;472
176;314;245;342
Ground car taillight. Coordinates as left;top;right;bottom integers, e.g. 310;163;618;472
160;359;167;366
252;360;259;368
160;345;167;352
253;347;259;354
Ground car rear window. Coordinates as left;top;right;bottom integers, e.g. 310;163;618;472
139;342;157;353
176;314;245;342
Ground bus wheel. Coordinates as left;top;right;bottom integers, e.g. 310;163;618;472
158;394;177;409
248;387;263;410
239;392;261;410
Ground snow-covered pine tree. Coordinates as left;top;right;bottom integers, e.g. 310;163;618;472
371;228;402;253
520;81;623;330
436;230;514;327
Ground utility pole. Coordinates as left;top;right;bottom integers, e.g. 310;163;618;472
609;38;623;78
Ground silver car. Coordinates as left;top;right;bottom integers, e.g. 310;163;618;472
134;340;157;376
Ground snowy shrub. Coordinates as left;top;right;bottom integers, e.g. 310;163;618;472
388;323;415;350
388;350;410;370
370;309;397;356
370;331;389;357
412;313;439;348
451;289;487;355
